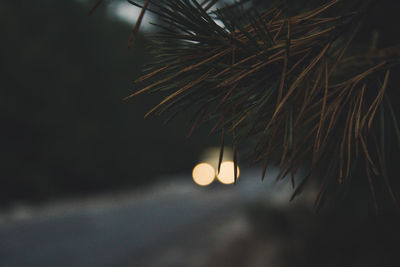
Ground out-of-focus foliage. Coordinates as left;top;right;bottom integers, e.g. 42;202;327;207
0;0;215;205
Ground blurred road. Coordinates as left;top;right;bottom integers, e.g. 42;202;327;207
0;169;289;267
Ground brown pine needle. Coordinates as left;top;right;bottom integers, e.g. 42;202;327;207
314;61;329;153
264;42;330;133
218;128;225;174
135;66;169;83
360;135;379;175
88;0;103;16
277;52;288;105
354;83;366;138
366;164;379;215
128;0;152;47
124;49;232;100
367;69;390;129
144;71;211;118
187;104;210;138
346;100;357;177
328;21;362;77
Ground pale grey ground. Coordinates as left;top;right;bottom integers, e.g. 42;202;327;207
0;168;295;267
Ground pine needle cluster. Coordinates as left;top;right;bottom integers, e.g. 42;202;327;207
115;0;400;210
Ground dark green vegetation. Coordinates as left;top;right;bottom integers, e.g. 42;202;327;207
0;1;215;205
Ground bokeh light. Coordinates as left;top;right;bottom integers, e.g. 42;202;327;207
217;161;240;184
192;163;215;186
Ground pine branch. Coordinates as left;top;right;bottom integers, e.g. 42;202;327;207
124;0;400;209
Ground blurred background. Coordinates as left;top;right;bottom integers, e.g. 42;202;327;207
1;0;400;266
0;0;223;205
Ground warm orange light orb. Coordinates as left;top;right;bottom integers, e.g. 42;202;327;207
192;163;216;186
217;161;240;184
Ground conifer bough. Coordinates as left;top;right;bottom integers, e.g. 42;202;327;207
119;0;400;210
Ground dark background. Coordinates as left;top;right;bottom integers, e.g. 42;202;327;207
1;1;400;266
1;0;399;206
0;0;218;205
1;0;400;204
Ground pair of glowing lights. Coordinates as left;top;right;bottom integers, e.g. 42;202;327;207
192;161;240;186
